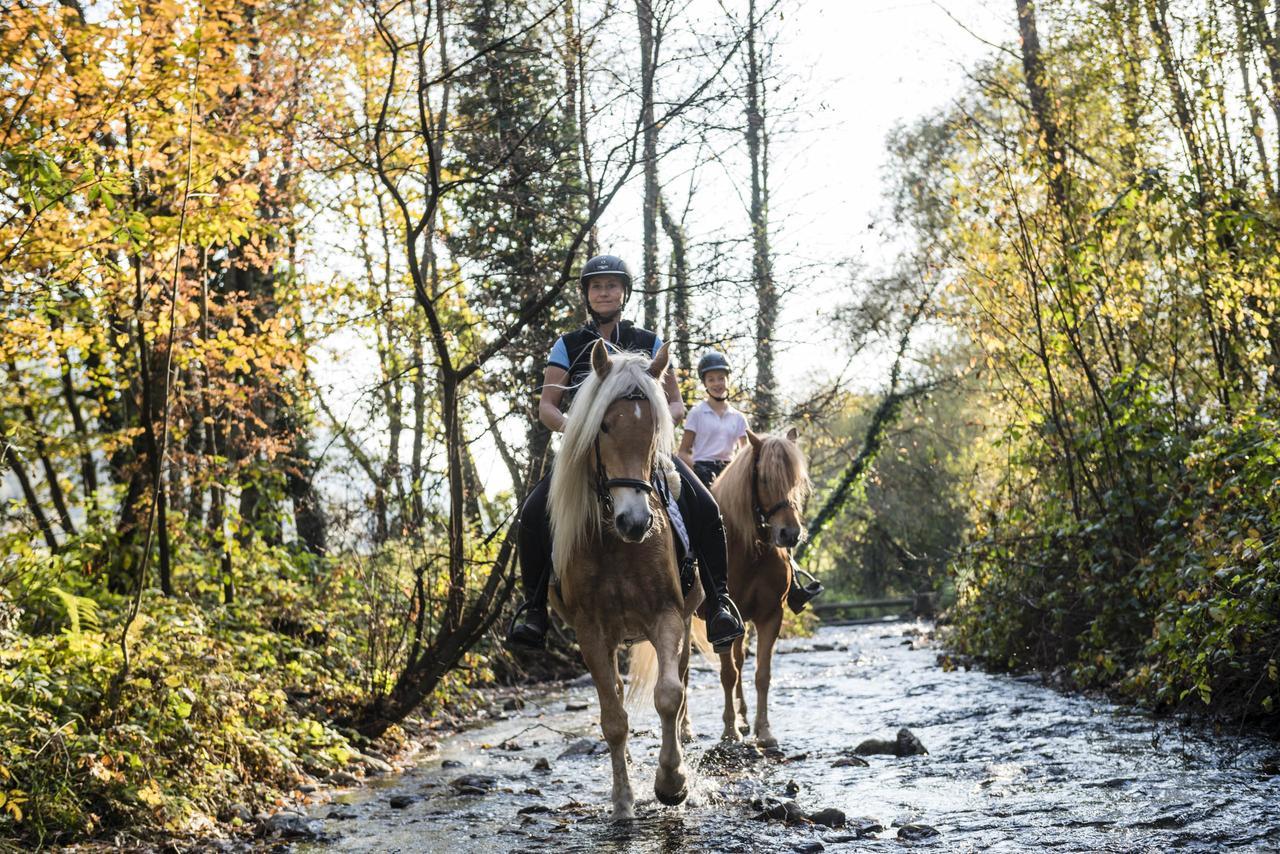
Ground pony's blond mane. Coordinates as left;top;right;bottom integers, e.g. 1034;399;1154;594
712;431;811;555
548;352;674;578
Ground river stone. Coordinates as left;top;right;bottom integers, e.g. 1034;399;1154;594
792;842;824;853
808;807;846;828
826;816;883;839
360;753;394;775
441;759;464;768
566;702;589;711
753;799;808;824
518;804;552;815
558;738;607;758
701;740;765;772
503;697;525;711
897;823;940;841
259;812;326;840
853;728;928;757
326;770;361;786
832;756;869;767
450;773;498;794
532;757;552;772
388;794;416;809
895;728;928;756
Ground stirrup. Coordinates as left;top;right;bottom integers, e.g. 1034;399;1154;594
708;597;745;653
505;600;548;650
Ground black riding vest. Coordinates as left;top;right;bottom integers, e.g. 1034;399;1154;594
550;321;659;410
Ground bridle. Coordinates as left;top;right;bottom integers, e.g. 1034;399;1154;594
751;446;797;533
593;387;657;530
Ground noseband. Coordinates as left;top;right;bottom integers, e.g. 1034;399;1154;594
751;448;797;532
594;387;657;525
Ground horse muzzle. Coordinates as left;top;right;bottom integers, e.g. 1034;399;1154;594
776;525;802;548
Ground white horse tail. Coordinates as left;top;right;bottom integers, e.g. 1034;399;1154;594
690;616;716;663
625;642;659;709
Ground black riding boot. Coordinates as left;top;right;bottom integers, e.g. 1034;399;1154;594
506;476;553;650
786;556;825;614
674;458;746;652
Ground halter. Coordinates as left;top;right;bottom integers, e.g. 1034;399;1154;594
751;446;797;532
593;387;657;529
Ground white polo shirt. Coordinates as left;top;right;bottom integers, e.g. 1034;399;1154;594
684;402;749;462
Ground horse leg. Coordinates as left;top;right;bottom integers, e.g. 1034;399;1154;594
733;634;750;734
753;610;783;748
718;640;741;741
678;619;694;743
579;633;634;820
650;612;690;805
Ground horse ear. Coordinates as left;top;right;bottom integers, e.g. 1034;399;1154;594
591;338;612;378
647;342;670;379
747;430;763;452
785;426;799;442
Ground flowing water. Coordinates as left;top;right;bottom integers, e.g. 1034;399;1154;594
301;622;1280;852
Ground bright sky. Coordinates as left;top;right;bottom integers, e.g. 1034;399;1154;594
585;0;1012;397
312;0;1016;507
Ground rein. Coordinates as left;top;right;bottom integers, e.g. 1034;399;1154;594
750;447;796;532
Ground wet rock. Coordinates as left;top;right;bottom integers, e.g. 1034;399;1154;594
811;643;836;652
897;823;940;841
808;807;846;828
518;804;552;815
532;757;552;772
503;697;525;711
853;728;927;757
326;770;361;786
784;779;801;796
360;753;394;775
450;773;498;794
326;807;358;821
298;784;318;794
825;817;883;839
792;842;824;853
753;798;808;824
500;739;524;752
441;759;464;768
557;738;608;758
522;787;542;796
832;756;869;768
565;702;589;711
389;795;416;809
259;812;326;841
700;740;765;772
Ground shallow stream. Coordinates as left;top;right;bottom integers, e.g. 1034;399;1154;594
302;622;1280;852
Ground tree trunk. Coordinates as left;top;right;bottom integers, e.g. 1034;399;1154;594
746;0;777;429
638;0;660;329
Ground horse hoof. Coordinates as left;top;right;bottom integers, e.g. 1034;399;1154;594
655;785;688;806
611;806;636;822
757;735;778;749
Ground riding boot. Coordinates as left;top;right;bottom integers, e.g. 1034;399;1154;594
786;555;825;614
506;477;553;650
699;557;746;652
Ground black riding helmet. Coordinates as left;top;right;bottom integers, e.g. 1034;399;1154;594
697;350;732;379
579;254;634;304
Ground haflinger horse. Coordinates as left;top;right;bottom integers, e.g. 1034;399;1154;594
710;428;810;747
547;338;703;821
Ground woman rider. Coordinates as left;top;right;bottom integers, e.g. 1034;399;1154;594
678;350;825;614
506;254;747;652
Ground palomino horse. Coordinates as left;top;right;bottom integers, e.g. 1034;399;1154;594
547;339;703;820
710;428;810;747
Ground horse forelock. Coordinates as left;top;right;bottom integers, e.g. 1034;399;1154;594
548;353;674;584
713;432;810;554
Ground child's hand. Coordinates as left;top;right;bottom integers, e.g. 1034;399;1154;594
668;401;687;422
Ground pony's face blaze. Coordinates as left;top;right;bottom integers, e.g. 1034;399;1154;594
600;396;657;542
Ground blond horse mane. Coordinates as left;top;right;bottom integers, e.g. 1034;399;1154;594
712;431;811;555
548;351;675;585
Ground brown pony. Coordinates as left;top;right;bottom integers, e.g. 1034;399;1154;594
547;340;703;820
710;428;810;747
